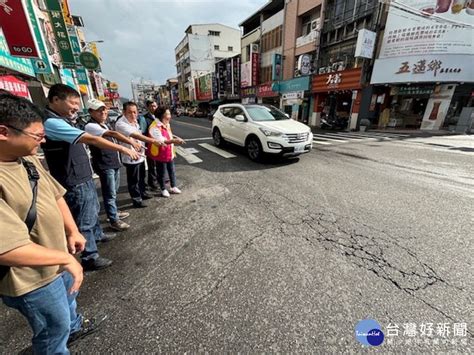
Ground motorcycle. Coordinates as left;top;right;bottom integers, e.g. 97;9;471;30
320;114;349;130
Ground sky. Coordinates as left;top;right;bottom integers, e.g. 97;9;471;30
68;0;267;99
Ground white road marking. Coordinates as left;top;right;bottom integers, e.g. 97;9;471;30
312;134;349;142
175;146;203;164
312;140;332;145
199;143;237;158
184;137;213;142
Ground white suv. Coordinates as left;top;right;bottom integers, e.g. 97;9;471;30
212;104;313;161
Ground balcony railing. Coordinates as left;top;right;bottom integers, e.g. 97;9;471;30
296;31;319;48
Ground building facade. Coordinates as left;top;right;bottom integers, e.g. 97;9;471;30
175;24;241;105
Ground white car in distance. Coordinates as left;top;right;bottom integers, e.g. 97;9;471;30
212;104;313;161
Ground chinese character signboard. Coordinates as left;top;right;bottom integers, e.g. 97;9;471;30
0;75;30;98
25;0;53;74
45;0;75;67
312;68;362;93
79;51;99;70
0;0;40;58
75;67;89;85
371;0;473;84
355;29;376;59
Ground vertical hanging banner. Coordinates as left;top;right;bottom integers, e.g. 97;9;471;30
67;26;82;65
0;0;40;58
25;0;53;74
45;0;75;68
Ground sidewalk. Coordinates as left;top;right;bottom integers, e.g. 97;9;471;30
310;126;464;138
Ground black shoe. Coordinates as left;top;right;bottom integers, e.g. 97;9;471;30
148;186;159;192
81;257;113;271
97;233;117;243
132;201;147;208
68;315;107;346
142;193;153;200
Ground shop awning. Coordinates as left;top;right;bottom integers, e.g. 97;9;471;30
0;75;30;99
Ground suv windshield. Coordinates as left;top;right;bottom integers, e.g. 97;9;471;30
246;106;289;122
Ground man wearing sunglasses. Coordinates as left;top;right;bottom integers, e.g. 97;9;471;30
0;93;97;353
42;84;140;271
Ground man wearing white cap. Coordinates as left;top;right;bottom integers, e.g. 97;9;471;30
85;99;141;231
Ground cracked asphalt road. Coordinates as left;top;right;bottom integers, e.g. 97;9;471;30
1;118;472;353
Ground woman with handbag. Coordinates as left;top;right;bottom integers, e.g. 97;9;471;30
147;107;185;198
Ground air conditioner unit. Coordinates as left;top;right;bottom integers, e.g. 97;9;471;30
251;43;260;54
311;19;320;32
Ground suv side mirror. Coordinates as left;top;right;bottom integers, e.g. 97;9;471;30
235;114;246;122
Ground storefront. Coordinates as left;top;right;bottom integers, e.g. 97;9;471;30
257;82;279;106
273;76;311;123
241;86;257;104
370;0;473;130
311;68;363;129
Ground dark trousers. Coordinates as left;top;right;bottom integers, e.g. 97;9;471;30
124;162;146;204
146;156;158;188
157;160;177;190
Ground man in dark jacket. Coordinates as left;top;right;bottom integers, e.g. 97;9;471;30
142;100;159;190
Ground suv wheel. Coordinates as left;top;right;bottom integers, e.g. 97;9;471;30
213;128;224;147
247;137;263;161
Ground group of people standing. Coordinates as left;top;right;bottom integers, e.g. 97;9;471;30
0;84;184;353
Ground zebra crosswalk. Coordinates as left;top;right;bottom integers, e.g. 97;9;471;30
173;131;413;164
312;131;409;146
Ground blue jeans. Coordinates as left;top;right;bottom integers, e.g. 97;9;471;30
157;160;177;190
2;272;82;354
98;168;120;223
64;179;102;261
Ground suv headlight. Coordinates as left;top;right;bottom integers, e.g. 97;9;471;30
259;127;282;137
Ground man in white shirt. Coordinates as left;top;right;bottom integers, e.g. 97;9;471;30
115;102;164;208
85;99;142;230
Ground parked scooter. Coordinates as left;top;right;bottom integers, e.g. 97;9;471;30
320;114;348;130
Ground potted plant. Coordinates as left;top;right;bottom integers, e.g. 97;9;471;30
360;118;371;132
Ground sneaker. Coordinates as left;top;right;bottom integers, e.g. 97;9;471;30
110;220;130;231
142;192;153;200
161;189;170;198
132;201;147;208
170;187;182;194
68;315;107;346
117;211;130;220
97;233;117;243
81;257;113;271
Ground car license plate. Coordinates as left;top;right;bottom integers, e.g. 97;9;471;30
294;144;305;153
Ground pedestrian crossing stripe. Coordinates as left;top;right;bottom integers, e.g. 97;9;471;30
175;146;203;164
199;143;237;158
312;134;349;142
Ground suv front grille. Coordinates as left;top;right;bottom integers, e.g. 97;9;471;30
285;132;309;143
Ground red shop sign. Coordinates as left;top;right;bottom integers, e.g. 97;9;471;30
257;82;278;97
0;75;30;98
0;0;40;58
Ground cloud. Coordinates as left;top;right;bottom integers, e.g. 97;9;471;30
68;0;265;99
